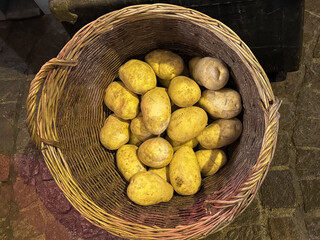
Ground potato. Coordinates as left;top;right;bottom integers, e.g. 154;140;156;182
193;57;229;90
145;49;184;80
116;145;147;181
149;166;169;182
168;76;201;107
141;87;171;135
166;136;198;152
167;106;208;142
119;59;157;94
129;131;142;146
195;149;227;177
127;172;173;206
198;89;242;119
104;81;139;120
169;146;201;195
130;113;154;141
100;114;130;150
138;137;173;168
197;118;242;149
188;57;201;79
158;65;190;88
158;77;171;88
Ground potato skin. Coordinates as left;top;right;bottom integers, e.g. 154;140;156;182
141;87;171;135
116;145;147;181
158;65;190;88
169;146;201;195
127;172;173;206
145;49;184;80
104;81;139;120
167;106;208;142
138;137;173;168
188;57;201;79
158;77;171;88
100;114;130;150
198;89;242;119
129;132;143;146
148;166;169;182
193;57;229;90
166;136;198;152
130;113;154;141
119;59;157;94
197;118;242;149
195;149;227;177
168;76;201;107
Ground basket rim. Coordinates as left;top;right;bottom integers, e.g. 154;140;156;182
26;3;281;239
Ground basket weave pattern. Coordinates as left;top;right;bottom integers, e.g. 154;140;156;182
26;4;280;239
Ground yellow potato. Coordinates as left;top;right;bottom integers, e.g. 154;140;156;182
130;113;154;141
100;114;129;150
116;145;147;181
195;149;227;177
188;57;201;79
198;89;242;119
193;57;229;90
127;172;173;206
168;76;201;107
104;81;139;120
158;77;171;88
169;146;201;195
158;65;190;88
129;131;142;146
145;49;184;80
167;106;208;142
197;118;242;149
148;166;169;182
119;59;157;94
166;135;198;152
138;137;173;168
141;87;171;135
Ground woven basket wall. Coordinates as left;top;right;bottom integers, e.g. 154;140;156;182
26;4;281;239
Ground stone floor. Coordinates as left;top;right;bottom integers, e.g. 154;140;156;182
0;1;320;239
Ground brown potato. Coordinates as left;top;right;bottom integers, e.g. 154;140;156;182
168;76;201;107
169;146;201;195
198;89;242;119
127;172;173;206
145;49;184;80
193;57;229;90
197;118;242;149
104;81;139;120
119;59;157;94
188;57;201;79
138;137;173;168
116;145;147;181
148;166;169;182
141;87;171;135
130;113;154;141
99;114;130;150
167;106;208;142
195;149;227;177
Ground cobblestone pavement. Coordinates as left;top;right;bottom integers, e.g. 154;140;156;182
0;1;320;239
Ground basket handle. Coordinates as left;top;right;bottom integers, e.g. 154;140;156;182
26;58;77;148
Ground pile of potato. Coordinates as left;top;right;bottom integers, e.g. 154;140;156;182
100;49;242;206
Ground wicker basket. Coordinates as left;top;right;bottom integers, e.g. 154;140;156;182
26;4;280;239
